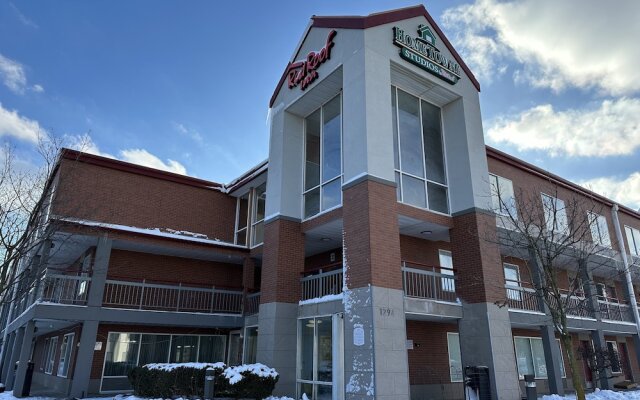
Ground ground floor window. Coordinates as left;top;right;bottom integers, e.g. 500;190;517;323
514;336;565;379
298;316;333;400
101;332;227;392
447;333;462;382
606;341;622;374
57;333;75;378
243;326;258;364
44;337;58;374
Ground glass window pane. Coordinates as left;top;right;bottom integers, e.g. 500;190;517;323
556;339;566;377
514;337;534;378
317;384;333;400
489;175;500;211
322;95;341;182
299;382;313;400
254;184;266;222
439;251;455;292
305;110;321;191
252;222;264;246
300;319;314;381
392;88;399;170
304;188;320;219
236;228;247;246
427;182;448;214
139;334;171;366
397;90;425;178
317;317;333;383
531;338;547;378
58;334;74;377
170;336;198;363
421;100;446;184
104;333;140;377
244;327;258;364
237;196;248;230
198;336;226;363
322;178;341;211
447;333;463;382
401;174;426;208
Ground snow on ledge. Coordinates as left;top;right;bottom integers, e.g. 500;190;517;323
299;293;344;305
143;362;225;371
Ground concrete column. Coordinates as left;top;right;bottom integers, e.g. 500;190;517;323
69;320;99;398
13;321;35;398
579;260;602;321
0;331;16;383
87;236;112;307
5;326;25;390
453;210;520;400
256;218;305;396
540;325;564;394
590;330;611;390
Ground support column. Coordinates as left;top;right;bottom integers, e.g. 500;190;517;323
453;210;520;400
5;326;25;390
13;321;35;398
87;236;112;307
69;320;99;398
590;330;611;390
0;331;16;383
256;218;305;397
342;180;409;400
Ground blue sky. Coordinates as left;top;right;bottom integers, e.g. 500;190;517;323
1;0;639;209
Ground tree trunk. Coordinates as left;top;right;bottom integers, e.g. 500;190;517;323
562;333;586;400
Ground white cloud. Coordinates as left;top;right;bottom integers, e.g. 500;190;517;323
486;97;640;157
32;84;44;93
0;103;43;143
442;0;640;94
173;122;203;143
579;173;640;211
0;53;28;94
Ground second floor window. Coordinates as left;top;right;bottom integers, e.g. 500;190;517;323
251;184;266;247
392;87;448;214
304;94;342;219
235;193;249;246
588;212;611;247
625;226;640;257
541;194;568;235
489;174;517;218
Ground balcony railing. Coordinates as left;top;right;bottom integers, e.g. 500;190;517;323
301;267;343;301
102;279;244;314
402;262;457;303
245;292;260;315
505;281;540;312
598;299;634;323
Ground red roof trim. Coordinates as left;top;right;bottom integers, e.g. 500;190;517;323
486;146;640;219
61;148;224;190
269;5;480;107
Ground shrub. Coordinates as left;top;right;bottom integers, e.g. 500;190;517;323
223;363;279;400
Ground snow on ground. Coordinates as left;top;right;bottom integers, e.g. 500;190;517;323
542;389;640;400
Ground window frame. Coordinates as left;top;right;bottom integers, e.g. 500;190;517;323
296;315;334;400
625;226;640;257
489;174;517;218
234;193;250;246
392;86;450;215
606;340;622;374
447;332;463;382
588;212;611;248
250;183;266;248
57;332;75;378
45;336;58;375
513;336;566;379
302;93;343;221
439;250;455;293
541;193;569;235
503;263;522;301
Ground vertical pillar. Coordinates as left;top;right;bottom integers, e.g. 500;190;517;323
69;320;99;398
6;325;26;390
453;210;520;400
342;179;409;400
87;236;112;307
243;257;256;292
256;218;305;396
0;331;16;383
13;321;35;397
590;330;611;390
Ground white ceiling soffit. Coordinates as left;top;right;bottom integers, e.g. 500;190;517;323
391;61;459;107
287;67;343;118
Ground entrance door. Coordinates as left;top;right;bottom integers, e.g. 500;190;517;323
618;342;633;381
580;340;593;389
227;331;242;366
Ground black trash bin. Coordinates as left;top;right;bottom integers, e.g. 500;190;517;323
465;366;491;400
21;362;35;397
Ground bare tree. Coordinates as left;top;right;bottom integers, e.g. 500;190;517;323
577;342;619;389
489;178;625;400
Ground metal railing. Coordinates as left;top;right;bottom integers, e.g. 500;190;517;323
598;299;634;323
102;279;244;314
504;281;540;312
301;268;343;301
402;262;457;303
245;292;260;315
40;273;91;305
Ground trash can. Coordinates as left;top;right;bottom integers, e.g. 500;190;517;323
465;366;491;400
21;362;35;397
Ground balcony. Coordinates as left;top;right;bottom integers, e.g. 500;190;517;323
300;266;343;302
402;262;457;303
598;298;634;323
245;291;261;315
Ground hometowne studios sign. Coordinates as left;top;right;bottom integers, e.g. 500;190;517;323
393;25;461;85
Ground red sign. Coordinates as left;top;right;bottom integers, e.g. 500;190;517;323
287;30;337;91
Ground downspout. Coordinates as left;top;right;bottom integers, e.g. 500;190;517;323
611;204;640;333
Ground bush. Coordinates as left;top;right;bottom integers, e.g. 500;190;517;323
128;362;278;399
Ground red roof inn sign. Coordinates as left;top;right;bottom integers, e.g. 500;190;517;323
393;25;461;85
288;30;337;91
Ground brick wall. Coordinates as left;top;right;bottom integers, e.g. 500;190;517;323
305;247;342;272
406;321;458;385
400;235;450;267
53;158;236;242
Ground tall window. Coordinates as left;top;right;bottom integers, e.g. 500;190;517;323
251;183;266;247
514;337;565;379
504;263;521;301
243;326;258;364
606;341;622;374
298;316;333;400
588;212;611;247
235;193;249;246
439;250;455;292
45;337;58;374
625;226;640;257
489;174;517;217
57;333;75;378
304;94;342;219
392;87;448;214
541;194;568;235
447;332;463;382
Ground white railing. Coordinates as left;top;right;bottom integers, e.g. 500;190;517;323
402;263;457;303
245;292;260;315
301;268;343;301
40;273;91;305
102;279;244;314
598;299;633;323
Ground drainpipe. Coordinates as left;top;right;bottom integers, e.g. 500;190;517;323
611;204;640;333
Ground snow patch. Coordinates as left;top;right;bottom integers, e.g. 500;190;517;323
541;389;640;400
299;293;343;305
223;363;278;385
143;362;225;371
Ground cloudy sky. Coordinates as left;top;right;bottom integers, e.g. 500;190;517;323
1;0;639;209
